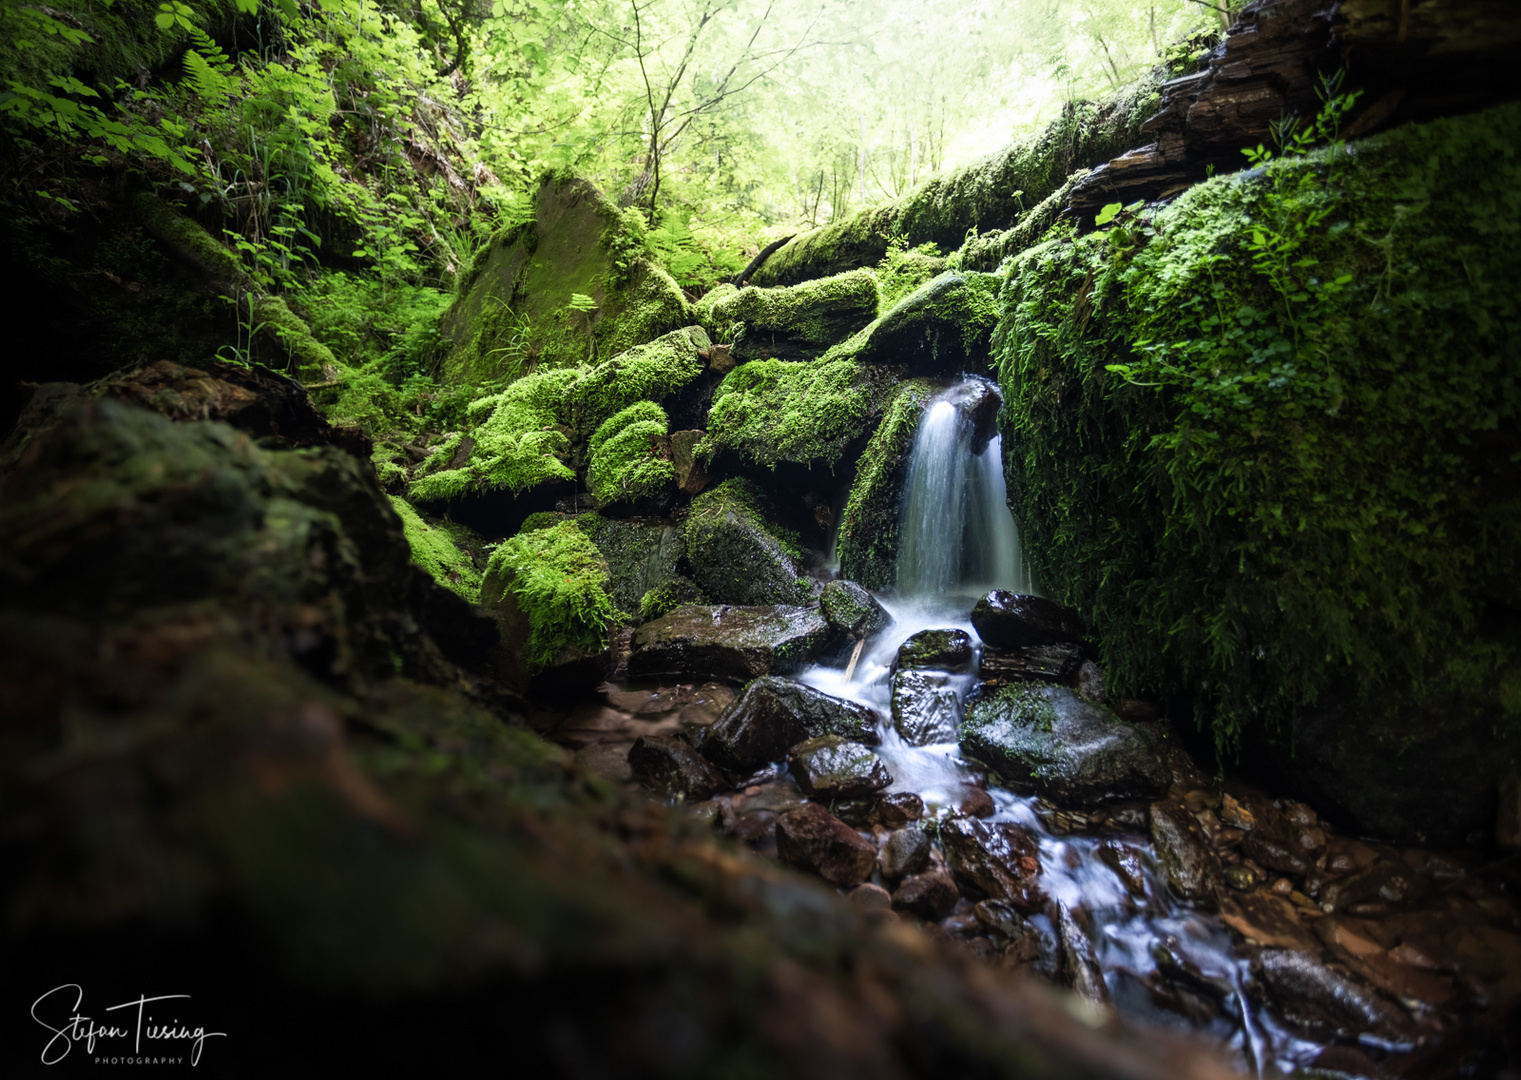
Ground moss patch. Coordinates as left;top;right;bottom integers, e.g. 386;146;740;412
587;401;675;505
481;521;618;670
705;269;881;361
704;357;891;470
994;103;1521;752
836;378;941;589
389;496;482;602
572;325;710;436
683;478;814;606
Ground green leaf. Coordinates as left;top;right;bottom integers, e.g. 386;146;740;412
1094;202;1122;227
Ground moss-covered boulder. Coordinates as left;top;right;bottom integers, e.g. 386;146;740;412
586;401;675;506
439;173;692;382
683;478;816;606
572;324;711;436
894;628;976;673
577;513;685;619
389;495;483;602
751;76;1164;287
960;685;1170;806
819;579;891;639
703;357;896;471
703;270;881;362
836;378;940;588
993;102;1521;840
848;271;1002;372
480;520;618;686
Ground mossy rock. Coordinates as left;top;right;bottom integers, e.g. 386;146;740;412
638;574;706;621
577;513;685;619
848;271;1002;373
439;173;692;382
705;269;881;362
572;325;711;438
389;495;483;602
994;103;1521;837
819;579;890;639
586;402;675;507
751;74;1163;287
683;478;817;607
836;378;941;589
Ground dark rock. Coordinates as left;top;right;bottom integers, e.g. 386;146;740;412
972;591;1086;651
669;429;709;494
890;669;962;746
775;803;877;887
892;871;960;920
733;809;779;844
973;899;1024;939
1224;866;1257;892
1256;948;1413;1043
788;736;893;800
700;676;882;773
877;791;924;827
579;516;685;617
938;817;1046;913
820;579;891;639
958;787;997;819
682;479;818;606
1096;840;1148;898
848;882;893;911
1500;777;1521;848
894;628;975;673
960;684;1169;805
830;797;879;828
1055;904;1109;1005
1318;861;1432;913
1240;807;1325;877
1149;802;1223;908
978;643;1085;686
628;605;830;682
628;735;726;801
879;828;932;881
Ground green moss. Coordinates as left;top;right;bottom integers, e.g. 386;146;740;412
130;193;248;288
705;269;881;350
693;283;738;338
994;103;1521;752
252;295;338;380
389;496;482;602
572;325;710;435
836;378;940;588
409;368;579;500
639;576;706;620
683;478;815;606
519;511;563;534
877;243;948;309
587;401;675;504
704;356;889;470
482;521;618;670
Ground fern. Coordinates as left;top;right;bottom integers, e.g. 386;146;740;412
182;24;235;109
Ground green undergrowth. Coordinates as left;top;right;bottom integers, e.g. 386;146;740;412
588;401;674;504
703;357;888;469
836;378;940;589
995;103;1521;753
389;496;481;602
482;520;618;670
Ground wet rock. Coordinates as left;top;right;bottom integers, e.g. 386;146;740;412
960;684;1169;806
879;828;931;881
1074;659;1106;702
958;787;996;819
682;479;818;606
819;579;890;639
1096;840;1148;898
877;791;924;827
894;628;975;673
938;817;1046;913
1107;803;1150;831
579;517;685;618
848;882;893;911
699;676;882;773
627;735;726;801
973;899;1023;939
1319;861;1432;913
1055;903;1109;1005
831;798;879;828
889;669;962;745
854;275;1004;381
978;643;1085;686
1219;893;1323;953
1224;866;1257;892
669;429;709;494
775;803;877;887
628;605;830;682
1256;948;1413;1043
734;809;778;844
788;736;893;800
1150;801;1223;908
892;870;960;920
971;591;1086;651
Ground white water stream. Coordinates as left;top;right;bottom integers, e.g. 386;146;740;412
802;379;1316;1075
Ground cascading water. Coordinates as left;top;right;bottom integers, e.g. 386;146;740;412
800;377;1316;1076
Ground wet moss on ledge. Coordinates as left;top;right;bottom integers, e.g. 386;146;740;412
481;520;618;670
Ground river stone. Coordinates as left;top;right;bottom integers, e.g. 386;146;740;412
1054;904;1109;1005
682;478;817;607
879;827;931;881
890;669;961;746
894;628;975;673
820;579;891;639
978;643;1085;686
775;803;877;887
892;870;959;920
972;591;1086;651
1149;801;1223;908
877;791;924;827
938;817;1045;913
699;676;882;772
788;735;893;799
959;683;1169;806
1256;949;1413;1043
628;735;726;802
627;605;830;681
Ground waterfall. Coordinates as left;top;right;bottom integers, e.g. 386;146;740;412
895;381;1033;597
